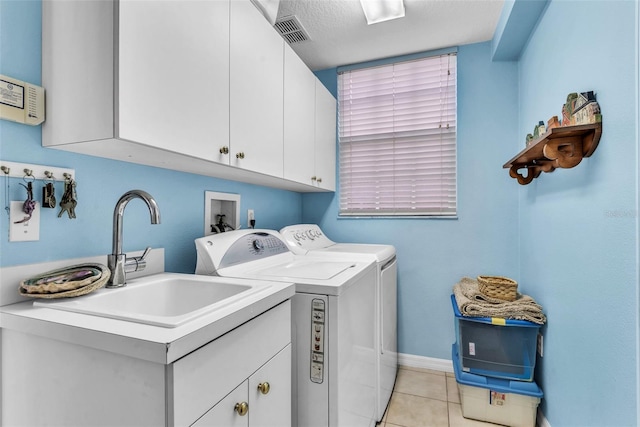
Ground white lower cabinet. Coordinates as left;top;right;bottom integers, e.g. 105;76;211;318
171;301;291;426
193;344;292;427
0;301;291;427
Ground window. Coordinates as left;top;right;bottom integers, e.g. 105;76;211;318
338;53;457;216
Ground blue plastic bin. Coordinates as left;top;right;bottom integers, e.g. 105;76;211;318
451;294;541;381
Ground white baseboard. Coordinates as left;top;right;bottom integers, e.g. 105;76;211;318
537;408;551;427
398;352;454;373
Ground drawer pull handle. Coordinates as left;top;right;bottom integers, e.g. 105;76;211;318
234;401;249;416
257;382;270;395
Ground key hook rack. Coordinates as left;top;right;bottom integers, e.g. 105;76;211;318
0;160;75;182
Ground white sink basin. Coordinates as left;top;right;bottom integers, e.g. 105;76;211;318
34;273;270;328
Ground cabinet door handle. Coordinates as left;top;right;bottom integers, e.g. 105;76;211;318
219;146;229;154
257;382;270;395
311;176;317;181
317;177;322;183
234;401;249;416
236;152;245;159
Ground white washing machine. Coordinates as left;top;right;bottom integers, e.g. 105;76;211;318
195;230;378;427
280;224;398;422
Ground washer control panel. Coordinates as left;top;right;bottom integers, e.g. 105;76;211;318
310;298;325;383
218;231;290;269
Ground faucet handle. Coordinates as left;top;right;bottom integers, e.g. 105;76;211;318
140;246;152;260
124;247;152;274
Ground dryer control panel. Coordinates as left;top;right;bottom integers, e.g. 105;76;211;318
280;224;336;254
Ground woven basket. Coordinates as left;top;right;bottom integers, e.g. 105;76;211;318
477;275;518;301
19;263;110;299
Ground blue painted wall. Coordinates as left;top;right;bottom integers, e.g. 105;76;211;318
516;0;638;425
312;1;639;423
306;42;521;361
0;0;302;271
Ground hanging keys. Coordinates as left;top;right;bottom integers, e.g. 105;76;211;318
58;178;77;219
43;182;56;208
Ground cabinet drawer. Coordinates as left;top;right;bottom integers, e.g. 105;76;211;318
170;300;291;426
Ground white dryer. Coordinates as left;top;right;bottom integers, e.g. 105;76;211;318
280;224;398;422
195;230;378;427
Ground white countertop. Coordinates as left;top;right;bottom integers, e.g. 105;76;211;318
0;274;295;365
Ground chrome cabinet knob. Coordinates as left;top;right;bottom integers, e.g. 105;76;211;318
317;177;322;183
219;146;229;154
236;152;245;159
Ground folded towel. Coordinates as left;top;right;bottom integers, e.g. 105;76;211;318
453;277;547;325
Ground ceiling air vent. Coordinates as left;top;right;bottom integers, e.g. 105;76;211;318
274;15;310;44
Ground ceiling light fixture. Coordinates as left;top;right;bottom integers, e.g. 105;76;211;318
359;0;405;25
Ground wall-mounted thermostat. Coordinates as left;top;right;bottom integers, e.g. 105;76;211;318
0;74;45;126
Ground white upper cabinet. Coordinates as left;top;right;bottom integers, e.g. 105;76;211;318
230;0;284;177
42;0;334;192
43;0;229;163
117;0;230;162
283;43;316;185
314;81;337;191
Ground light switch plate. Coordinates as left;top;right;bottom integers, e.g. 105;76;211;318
9;200;40;242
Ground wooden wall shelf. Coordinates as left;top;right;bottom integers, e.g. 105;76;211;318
503;123;602;185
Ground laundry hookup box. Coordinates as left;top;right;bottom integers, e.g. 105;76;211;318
451;295;541;381
452;344;543;427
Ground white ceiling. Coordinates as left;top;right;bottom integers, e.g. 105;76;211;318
275;0;505;70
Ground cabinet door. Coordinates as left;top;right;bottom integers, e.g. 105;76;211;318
283;44;316;185
118;0;230;163
248;344;292;427
230;0;284;177
314;81;337;190
192;381;249;427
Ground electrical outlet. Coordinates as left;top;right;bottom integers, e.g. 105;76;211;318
248;209;254;222
9;201;40;242
537;333;544;357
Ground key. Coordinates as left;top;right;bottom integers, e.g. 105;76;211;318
58;198;77;219
58;180;77;219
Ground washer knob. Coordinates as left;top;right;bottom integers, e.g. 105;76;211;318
252;239;264;252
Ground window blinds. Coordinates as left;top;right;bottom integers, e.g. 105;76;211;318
338;53;457;216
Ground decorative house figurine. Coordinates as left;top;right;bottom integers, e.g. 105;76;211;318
562;92;578;126
526;133;534;146
547;116;560;130
572;91;601;125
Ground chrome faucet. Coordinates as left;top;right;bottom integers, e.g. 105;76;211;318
107;190;161;288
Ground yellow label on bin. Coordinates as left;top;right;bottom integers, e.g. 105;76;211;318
491;317;506;326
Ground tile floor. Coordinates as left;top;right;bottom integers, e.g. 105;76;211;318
379;366;500;427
